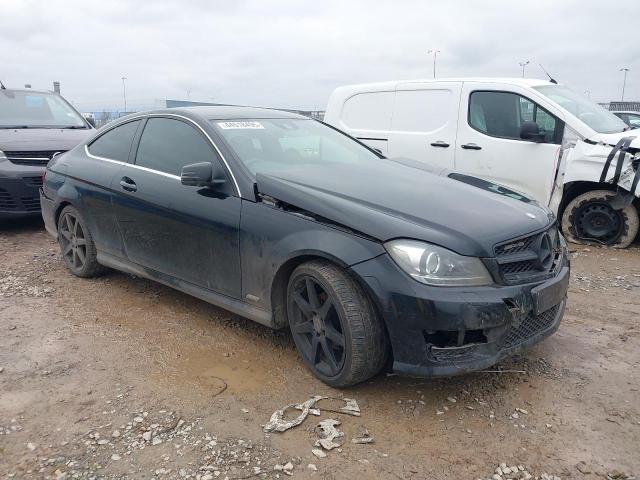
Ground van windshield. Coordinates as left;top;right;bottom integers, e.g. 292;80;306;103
0;90;87;128
211;118;382;175
533;85;627;134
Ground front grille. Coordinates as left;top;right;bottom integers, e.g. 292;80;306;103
20;197;41;211
23;176;43;187
5;150;65;166
499;304;560;349
494;227;561;284
0;188;17;209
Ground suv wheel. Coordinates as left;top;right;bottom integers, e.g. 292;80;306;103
57;205;106;277
561;190;639;248
286;260;387;387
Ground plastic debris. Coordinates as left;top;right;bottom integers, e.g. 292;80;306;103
351;426;374;444
314;418;344;450
316;397;361;417
263;396;323;433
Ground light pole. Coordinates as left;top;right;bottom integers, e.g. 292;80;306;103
121;76;127;113
620;68;630;101
518;60;530;78
427;49;440;79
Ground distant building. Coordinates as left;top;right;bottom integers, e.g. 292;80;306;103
599;101;640;112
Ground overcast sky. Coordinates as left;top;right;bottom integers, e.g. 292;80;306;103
2;0;639;111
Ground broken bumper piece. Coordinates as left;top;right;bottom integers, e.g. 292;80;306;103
350;252;570;377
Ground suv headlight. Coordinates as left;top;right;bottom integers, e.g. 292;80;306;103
0;150;6;163
385;239;493;286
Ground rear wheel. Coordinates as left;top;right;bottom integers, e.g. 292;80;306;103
57;205;105;277
286;260;387;387
561;190;639;248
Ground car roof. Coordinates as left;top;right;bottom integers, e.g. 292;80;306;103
143;106;309;121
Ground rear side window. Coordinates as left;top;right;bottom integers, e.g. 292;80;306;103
392;89;452;132
469;91;558;143
88;120;141;161
135;118;215;175
341;92;394;131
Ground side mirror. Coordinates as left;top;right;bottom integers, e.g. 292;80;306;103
520;121;544;142
85;116;96;128
181;162;227;188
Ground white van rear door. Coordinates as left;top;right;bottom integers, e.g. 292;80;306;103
387;81;462;169
455;82;563;204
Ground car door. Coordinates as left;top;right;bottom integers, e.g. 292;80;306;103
455;83;565;204
81;119;143;257
387;81;462;169
111;116;241;298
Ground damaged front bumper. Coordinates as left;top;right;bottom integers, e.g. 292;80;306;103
350;251;570;377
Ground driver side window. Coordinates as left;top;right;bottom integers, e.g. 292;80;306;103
469;91;559;143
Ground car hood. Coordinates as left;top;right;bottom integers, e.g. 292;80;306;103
255;161;554;257
0;128;93;152
588;130;639;148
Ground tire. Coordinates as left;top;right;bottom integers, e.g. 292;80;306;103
561;190;639;248
286;260;387;387
57;205;106;277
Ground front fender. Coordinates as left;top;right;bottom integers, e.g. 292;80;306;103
563;138;640;198
239;199;385;316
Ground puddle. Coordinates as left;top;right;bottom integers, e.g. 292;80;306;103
150;346;271;394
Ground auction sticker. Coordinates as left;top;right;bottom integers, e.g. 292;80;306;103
217;121;264;129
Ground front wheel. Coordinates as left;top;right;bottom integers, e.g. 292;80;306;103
561;190;639;248
286;260;387;387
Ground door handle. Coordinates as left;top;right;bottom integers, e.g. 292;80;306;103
119;177;137;192
430;141;450;148
461;143;482;150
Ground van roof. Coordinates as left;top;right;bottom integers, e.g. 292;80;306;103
334;77;556;91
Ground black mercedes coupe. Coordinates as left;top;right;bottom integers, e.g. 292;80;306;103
40;107;569;386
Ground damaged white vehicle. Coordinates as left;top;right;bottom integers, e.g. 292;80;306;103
325;79;640;247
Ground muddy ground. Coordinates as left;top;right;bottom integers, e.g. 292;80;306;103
1;218;639;480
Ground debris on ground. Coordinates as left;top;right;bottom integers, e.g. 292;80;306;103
351;425;374;444
314;418;344;450
311;448;327;459
316;397;361;417
263;396;323;433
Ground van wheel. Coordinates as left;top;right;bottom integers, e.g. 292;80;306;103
286;260;387;387
57;205;106;277
561;190;639;248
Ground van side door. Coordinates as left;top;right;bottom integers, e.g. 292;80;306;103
387;81;462;169
455;82;565;204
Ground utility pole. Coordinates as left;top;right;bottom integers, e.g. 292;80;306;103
518;60;530;78
121;76;127;113
620;68;630;101
427;49;441;79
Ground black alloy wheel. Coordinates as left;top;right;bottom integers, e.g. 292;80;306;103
57;205;105;278
286;260;387;387
59;211;88;271
289;275;346;377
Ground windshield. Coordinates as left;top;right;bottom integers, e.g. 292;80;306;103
534;85;627;134
0;90;86;128
211;118;382;175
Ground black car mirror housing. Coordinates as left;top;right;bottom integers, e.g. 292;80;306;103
181;162;227;188
520;121;545;142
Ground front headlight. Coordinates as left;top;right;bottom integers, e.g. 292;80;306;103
385;239;493;286
0;150;6;163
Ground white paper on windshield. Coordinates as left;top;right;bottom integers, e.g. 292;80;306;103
217;121;264;129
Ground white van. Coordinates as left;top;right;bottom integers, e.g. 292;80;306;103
325;78;640;247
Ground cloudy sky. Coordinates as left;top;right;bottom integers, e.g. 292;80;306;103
2;0;638;112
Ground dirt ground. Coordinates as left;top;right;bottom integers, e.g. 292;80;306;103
1;218;639;480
